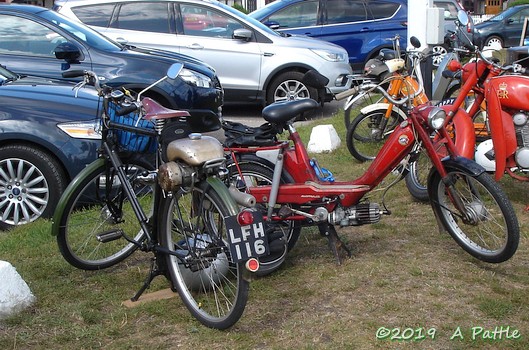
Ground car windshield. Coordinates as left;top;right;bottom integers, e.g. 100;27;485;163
0;66;18;84
40;10;123;51
215;1;280;36
486;7;518;22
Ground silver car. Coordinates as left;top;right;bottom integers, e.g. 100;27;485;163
54;0;352;105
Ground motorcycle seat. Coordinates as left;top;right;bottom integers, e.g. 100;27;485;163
262;99;320;125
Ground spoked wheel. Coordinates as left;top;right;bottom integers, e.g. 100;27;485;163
346;109;402;161
55;157;154;270
227;160;301;276
431;45;448;67
429;168;519;263
159;181;248;330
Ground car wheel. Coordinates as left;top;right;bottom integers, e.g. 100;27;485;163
266;71;318;105
431;44;448;67
0;145;67;230
484;35;503;49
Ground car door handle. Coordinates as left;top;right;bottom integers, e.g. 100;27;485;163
186;43;204;50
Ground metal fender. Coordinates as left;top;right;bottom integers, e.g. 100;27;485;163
439;105;476;159
359;103;407;120
486;83;517;180
427;156;486;199
206;176;240;216
51;158;107;236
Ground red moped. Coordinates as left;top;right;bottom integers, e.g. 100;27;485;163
223;74;519;273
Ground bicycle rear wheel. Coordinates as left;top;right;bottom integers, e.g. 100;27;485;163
227;159;301;276
54;156;154;270
159;180;248;329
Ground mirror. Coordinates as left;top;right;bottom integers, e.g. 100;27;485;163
54;42;81;63
457;10;469;26
233;28;252;41
167;63;183;80
410;36;421;48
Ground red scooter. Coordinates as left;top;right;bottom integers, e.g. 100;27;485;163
223;71;519;269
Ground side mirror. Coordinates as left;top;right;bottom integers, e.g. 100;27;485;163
167;63;183;80
264;21;280;30
457;9;469;26
410;36;421;48
233;28;252;41
54;42;82;63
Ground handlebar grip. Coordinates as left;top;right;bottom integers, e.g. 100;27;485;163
62;70;86;78
115;103;139;116
335;86;360;101
441;70;461;80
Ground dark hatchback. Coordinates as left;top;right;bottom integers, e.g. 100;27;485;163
473;5;529;49
0;4;223;118
0;65;100;230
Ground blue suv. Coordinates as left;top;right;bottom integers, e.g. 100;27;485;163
250;0;408;72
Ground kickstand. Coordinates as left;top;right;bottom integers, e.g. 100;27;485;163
318;223;352;265
130;257;163;302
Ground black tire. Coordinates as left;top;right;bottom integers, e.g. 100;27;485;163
346;109;402;162
0;145;66;230
227;160;301;276
55;157;153;270
159;181;248;329
404;150;432;202
266;71;317;105
343;90;384;128
404;98;460;202
442;83;462;100
429;168;519;263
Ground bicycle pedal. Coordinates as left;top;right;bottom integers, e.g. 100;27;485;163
96;229;124;243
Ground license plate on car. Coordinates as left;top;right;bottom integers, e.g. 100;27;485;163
225;211;269;263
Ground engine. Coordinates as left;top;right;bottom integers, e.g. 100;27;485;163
328;203;382;226
513;111;529;169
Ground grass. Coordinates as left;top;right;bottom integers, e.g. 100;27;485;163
1;108;529;349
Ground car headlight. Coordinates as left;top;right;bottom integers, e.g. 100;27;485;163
58;121;101;139
179;68;214;88
428;107;446;130
310;49;348;62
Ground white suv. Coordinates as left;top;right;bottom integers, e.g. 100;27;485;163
54;0;352;105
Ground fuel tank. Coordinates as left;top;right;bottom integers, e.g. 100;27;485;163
488;75;529;110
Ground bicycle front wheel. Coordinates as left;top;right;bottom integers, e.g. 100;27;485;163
159;180;249;329
429;168;519;263
343;90;384;128
346;109;402;161
54;157;154;270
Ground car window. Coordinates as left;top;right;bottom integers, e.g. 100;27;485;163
71;4;115;27
263;0;319;28
508;8;529;24
179;4;242;38
0;14;67;57
326;0;368;24
40;10;122;51
369;1;400;19
115;2;171;34
433;1;459;20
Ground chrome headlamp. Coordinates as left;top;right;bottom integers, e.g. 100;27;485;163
427;107;447;130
